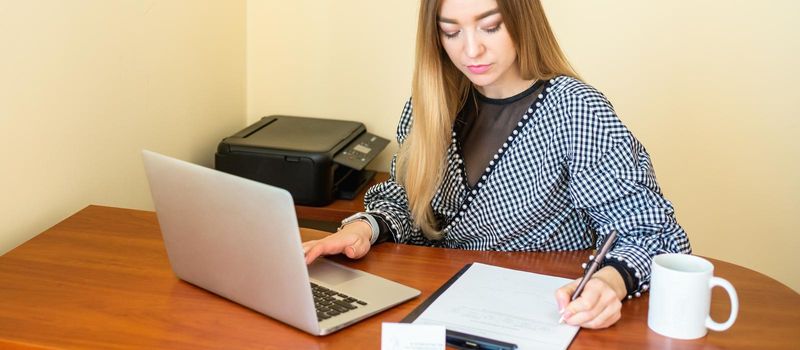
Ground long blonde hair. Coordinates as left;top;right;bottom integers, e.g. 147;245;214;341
398;0;578;239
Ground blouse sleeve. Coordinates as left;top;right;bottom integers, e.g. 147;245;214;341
561;87;691;298
363;98;432;246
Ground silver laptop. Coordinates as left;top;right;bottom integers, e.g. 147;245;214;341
142;150;420;335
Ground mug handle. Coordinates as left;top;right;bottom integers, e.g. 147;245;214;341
706;276;739;331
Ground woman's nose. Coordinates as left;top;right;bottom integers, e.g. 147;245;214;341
464;31;484;58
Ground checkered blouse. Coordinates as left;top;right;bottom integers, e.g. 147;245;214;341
363;76;691;297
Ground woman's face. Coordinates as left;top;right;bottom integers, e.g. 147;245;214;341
438;0;525;98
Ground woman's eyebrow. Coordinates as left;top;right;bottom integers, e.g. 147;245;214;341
437;8;500;24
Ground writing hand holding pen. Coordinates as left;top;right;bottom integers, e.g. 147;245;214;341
554;231;627;329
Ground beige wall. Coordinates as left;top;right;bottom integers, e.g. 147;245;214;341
0;1;245;254
3;0;796;292
247;1;799;291
246;0;417;169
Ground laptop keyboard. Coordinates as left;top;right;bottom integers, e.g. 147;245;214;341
311;282;368;321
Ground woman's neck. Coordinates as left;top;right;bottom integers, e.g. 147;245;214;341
475;78;538;99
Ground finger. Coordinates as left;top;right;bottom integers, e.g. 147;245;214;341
304;247;321;265
581;300;622;329
305;243;328;265
302;240;319;255
555;279;579;313
565;280;617;325
562;280;603;323
304;239;342;264
344;244;358;259
343;237;368;259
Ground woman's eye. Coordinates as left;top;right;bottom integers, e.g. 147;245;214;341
483;23;501;33
441;29;460;39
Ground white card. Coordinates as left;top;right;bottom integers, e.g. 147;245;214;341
381;322;446;350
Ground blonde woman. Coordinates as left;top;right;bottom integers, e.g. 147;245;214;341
303;0;690;329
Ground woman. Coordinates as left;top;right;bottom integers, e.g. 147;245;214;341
303;0;690;329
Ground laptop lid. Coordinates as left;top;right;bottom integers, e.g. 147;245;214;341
141;150;419;336
143;150;320;333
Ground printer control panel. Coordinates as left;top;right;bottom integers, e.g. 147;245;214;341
333;132;389;171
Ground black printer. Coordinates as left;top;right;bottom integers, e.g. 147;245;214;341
215;115;390;206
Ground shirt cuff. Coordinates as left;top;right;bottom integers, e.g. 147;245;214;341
603;258;639;296
369;212;395;245
603;244;653;300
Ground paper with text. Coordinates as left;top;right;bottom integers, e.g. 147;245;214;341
413;263;579;350
382;322;445;350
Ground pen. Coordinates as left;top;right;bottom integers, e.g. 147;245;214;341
446;330;517;350
570;230;618;302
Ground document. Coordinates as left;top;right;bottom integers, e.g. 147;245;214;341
411;263;579;350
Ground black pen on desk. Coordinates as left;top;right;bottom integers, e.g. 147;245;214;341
559;230;618;323
446;330;517;350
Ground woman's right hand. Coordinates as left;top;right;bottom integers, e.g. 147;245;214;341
302;220;373;265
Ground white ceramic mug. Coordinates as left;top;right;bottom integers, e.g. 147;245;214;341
647;253;739;339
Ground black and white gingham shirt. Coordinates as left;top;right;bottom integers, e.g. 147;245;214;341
364;76;691;297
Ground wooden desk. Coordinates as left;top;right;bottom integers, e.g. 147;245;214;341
1;206;798;349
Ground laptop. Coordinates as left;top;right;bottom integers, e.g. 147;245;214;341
141;150;420;336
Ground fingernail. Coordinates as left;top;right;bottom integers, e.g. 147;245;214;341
559;308;565;314
558;316;565;324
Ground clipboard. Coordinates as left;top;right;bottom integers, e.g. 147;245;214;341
401;263;473;323
401;263;520;349
400;262;580;350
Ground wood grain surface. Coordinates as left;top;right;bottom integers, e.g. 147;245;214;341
0;205;797;349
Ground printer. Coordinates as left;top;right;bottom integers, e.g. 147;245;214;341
215;115;390;206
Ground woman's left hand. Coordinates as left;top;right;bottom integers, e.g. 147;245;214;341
554;266;627;329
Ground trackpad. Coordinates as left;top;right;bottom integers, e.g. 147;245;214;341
308;259;362;285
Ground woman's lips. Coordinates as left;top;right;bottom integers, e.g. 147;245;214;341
467;64;491;74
